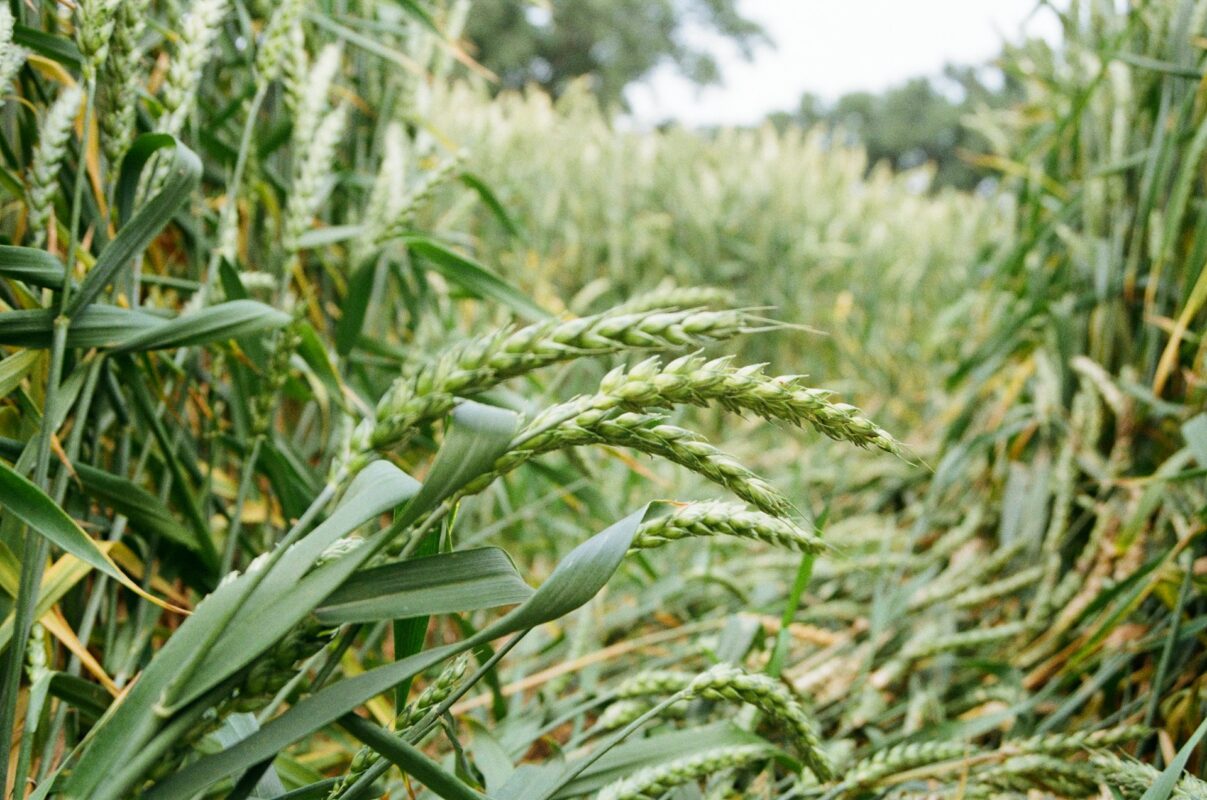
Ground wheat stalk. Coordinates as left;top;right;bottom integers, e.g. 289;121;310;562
326;656;470;799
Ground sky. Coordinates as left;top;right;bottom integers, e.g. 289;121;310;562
626;0;1064;127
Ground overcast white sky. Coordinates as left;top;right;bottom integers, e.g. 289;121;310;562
626;0;1063;127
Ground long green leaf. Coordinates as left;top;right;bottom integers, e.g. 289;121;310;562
71;463;203;554
58;461;421;800
0;306;163;349
67;136;201;318
111;300;290;352
402;236;548;321
0;246;66;289
0;460;179;611
316;547;533;625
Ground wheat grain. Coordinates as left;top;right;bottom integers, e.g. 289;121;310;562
1089;753;1207;799
614;283;735;313
75;0;120;78
0;7;27;113
255;0;305;81
290;44;341;156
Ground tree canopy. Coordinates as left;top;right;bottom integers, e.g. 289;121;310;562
768;66;1021;190
463;0;767;108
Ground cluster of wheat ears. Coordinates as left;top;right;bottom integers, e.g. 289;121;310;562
0;0;1204;798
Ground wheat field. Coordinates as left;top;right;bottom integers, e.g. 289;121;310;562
0;0;1203;798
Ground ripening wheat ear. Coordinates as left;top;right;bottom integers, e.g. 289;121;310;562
289;43;342;156
280;25;307;116
0;6;27;111
370;151;464;245
284;105;347;254
469;410;795;517
965;754;1099;797
595;355;901;453
609;666;830;780
630;502;826;553
254;0;306;82
360;121;410;255
28;85;82;247
597;744;777;800
1088;752;1207;799
75;0;120;78
685;665;832;780
843;740;980;789
99;0;150;166
613;283;736;313
161;0;230;134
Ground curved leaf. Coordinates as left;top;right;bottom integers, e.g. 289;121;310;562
68;135;201;318
0;246;66;289
0;306;163;349
460;173;523;239
0;460;184;613
315;547;533;625
402;236;548;322
71;463;202;554
111;300;291;353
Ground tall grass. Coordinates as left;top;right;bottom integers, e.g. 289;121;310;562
421;81;1008;431
0;2;913;799
405;2;1207;798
